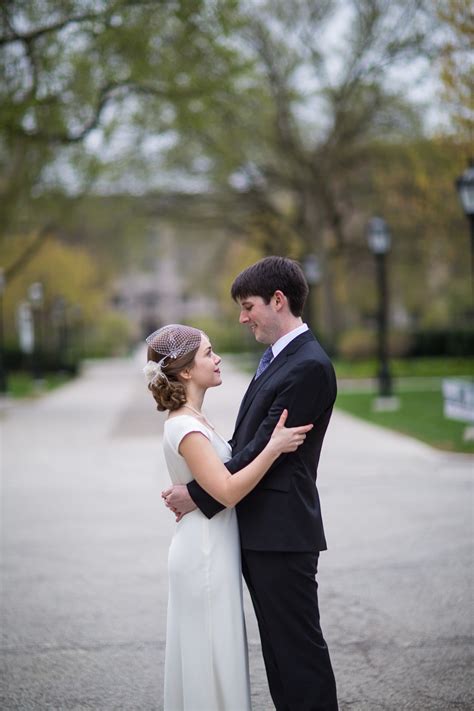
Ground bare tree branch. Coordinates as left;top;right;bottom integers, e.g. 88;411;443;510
0;0;166;46
0;12;104;46
7;78;215;145
249;22;306;166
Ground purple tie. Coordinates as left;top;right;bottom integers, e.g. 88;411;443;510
255;347;274;379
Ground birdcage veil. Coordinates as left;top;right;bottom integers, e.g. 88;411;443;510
143;324;203;387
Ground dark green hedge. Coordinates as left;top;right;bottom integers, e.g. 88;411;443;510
2;347;79;374
408;330;474;357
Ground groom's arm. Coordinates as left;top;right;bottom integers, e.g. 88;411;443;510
185;361;332;519
186;416;276;519
226;360;333;473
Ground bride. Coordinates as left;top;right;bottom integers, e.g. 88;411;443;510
143;324;312;711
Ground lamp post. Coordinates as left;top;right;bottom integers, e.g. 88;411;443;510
0;269;6;394
367;217;392;399
454;161;474;439
28;282;44;383
51;296;68;369
70;303;84;369
455;160;474;298
302;254;322;333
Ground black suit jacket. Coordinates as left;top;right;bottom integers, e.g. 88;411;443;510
187;330;336;552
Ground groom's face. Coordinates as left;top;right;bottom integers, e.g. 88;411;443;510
237;295;279;345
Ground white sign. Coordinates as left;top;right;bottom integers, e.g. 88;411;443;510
442;378;474;424
17;302;34;354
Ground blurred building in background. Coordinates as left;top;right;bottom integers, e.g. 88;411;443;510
111;227;219;340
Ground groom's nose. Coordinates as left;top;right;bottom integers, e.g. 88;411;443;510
239;310;249;324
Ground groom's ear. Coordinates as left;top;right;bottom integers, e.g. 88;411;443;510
272;290;286;311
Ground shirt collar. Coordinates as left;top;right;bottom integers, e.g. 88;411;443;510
271;323;309;359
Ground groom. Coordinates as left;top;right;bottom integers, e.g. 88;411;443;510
163;256;338;710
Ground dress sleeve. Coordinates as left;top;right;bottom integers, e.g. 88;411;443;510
167;416;211;455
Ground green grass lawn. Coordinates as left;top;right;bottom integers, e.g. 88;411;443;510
336;388;474;454
6;372;74;398
334;357;474;379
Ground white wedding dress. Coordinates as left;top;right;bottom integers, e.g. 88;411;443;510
163;415;251;711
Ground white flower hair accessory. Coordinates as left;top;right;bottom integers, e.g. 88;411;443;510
143;360;168;387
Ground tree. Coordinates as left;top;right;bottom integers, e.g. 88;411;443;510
2;0;464;353
0;0;246;351
437;0;474;143
0;232;136;361
354;136;471;328
156;0;435;345
0;0;243;233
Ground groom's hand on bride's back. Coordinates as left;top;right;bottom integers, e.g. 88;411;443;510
162;485;197;522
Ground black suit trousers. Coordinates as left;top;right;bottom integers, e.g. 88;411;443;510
241;550;338;711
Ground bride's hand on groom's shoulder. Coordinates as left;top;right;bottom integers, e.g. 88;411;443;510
162;485;197;521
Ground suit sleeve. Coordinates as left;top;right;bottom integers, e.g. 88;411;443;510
187;360;334;519
226;360;333;474
187;477;226;519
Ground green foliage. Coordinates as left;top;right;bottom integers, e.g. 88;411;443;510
85;309;134;357
0;0;468;358
7;371;74;398
336;387;474;453
437;0;474;141
0;233;104;341
337;328;413;360
0;232;135;360
25;192;155;274
363;137;472;326
334;357;474;379
153;0;449;344
3;346;79;374
0;0;244;229
337;323;473;363
409;329;474;357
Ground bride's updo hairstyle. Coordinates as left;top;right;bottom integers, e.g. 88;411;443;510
144;324;203;412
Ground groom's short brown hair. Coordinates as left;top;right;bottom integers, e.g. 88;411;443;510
231;256;309;317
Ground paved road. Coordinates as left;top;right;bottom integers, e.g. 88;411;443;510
1;353;472;710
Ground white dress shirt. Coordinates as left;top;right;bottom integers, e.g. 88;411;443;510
271;323;309;359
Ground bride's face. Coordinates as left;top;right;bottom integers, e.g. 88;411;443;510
188;334;222;389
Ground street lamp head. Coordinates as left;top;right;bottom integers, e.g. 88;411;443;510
302;254;322;286
367;216;391;255
455;160;474;217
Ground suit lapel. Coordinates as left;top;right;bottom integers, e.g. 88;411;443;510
234;356;287;432
233;330;315;434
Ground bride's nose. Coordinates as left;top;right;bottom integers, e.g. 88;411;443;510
214;354;221;365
